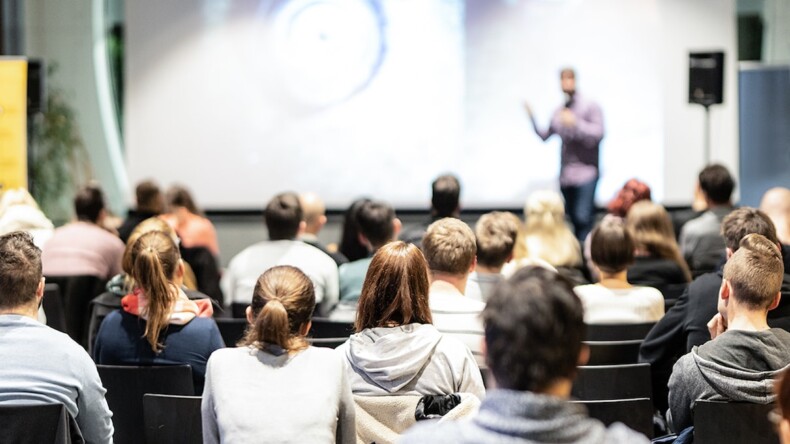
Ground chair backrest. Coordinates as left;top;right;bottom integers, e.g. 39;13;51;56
97;364;194;444
216;318;248;347
86;291;122;355
45;275;107;348
42;283;67;334
0;403;83;444
309;317;355;339
308;337;348;349
694;400;779;444
572;398;653;439
143;394;202;444
585;323;655;341
584;340;643;365
572;363;652;401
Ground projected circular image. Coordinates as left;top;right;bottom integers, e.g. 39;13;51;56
269;0;386;107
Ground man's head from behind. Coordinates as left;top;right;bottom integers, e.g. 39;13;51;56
721;207;778;253
475;211;520;271
431;174;461;219
0;231;43;311
698;164;735;206
422;218;476;276
299;192;327;236
357;200;400;251
483;266;584;392
135;180;164;214
721;233;783;312
265;192;304;241
760;187;790;245
560;67;576;95
75;184;107;224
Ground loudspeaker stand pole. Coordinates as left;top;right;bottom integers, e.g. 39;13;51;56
703;104;711;164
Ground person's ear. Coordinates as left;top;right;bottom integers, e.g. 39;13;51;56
298;220;307;235
578;343;590;366
505;252;514;263
318;215;327;228
299;320;312;336
392;218;402;239
725;248;734;261
176;259;185;279
357;233;373;252
719;278;731;301
245;306;254;325
469;256;477;273
36;277;45;304
768;292;782;311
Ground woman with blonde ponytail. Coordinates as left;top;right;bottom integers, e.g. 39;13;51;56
201;266;355;444
93;231;224;393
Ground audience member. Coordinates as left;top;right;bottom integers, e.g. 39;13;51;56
775;367;790;444
423;218;486;367
161;184;220;257
336;241;484;398
118;179;164;243
222;192;339;315
761;187;790;245
575;217;664;324
202;266;354;444
679;164;735;275
299;192;348;266
667;233;790;432
507;190;583;283
400;174;461;247
466;211;519;302
0;232;114;443
93;230;224;393
401;267;650;443
639;207;788;413
86;217;212;351
335;200;401;310
0;188;54;248
338;198;373;262
607;178;652;218
42;184;125;279
626;201;692;288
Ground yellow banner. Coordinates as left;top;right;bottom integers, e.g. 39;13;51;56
0;58;28;191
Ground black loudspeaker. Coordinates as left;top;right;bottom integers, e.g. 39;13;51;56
27;58;46;114
689;52;724;106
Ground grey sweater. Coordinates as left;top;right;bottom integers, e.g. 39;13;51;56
400;389;649;443
0;315;114;443
201;345;355;444
667;328;790;432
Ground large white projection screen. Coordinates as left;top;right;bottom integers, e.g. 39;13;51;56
126;0;664;210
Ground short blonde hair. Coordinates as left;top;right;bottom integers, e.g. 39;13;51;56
518;191;581;267
422;218;476;275
723;233;783;310
475;212;520;268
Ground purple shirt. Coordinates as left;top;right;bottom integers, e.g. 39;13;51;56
532;93;604;186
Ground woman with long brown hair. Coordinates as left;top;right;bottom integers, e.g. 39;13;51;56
92;230;224;393
626;201;692;288
337;241;484;398
201;266;354;444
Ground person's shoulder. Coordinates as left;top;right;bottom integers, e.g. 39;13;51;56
632;285;664;300
601;422;651;443
688;272;722;293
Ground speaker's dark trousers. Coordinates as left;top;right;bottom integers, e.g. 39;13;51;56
561;177;598;241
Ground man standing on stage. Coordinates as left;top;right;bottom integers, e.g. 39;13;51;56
525;68;604;241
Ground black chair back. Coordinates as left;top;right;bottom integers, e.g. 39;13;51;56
143;394;202;444
694;400;779;444
86;291;122;355
309;317;355;338
572;398;653;439
180;246;223;306
0;403;83;444
216;318;248;347
572;363;652;401
42;283;67;334
231;302;248;319
97;364;194;444
45;275;106;348
584;340;642;365
308;337;348;349
585;323;655;341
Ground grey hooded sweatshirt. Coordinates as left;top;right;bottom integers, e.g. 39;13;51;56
400;389;650;443
667;328;790;432
336;323;485;399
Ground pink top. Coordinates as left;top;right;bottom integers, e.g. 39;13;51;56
41;221;125;279
161;212;220;257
